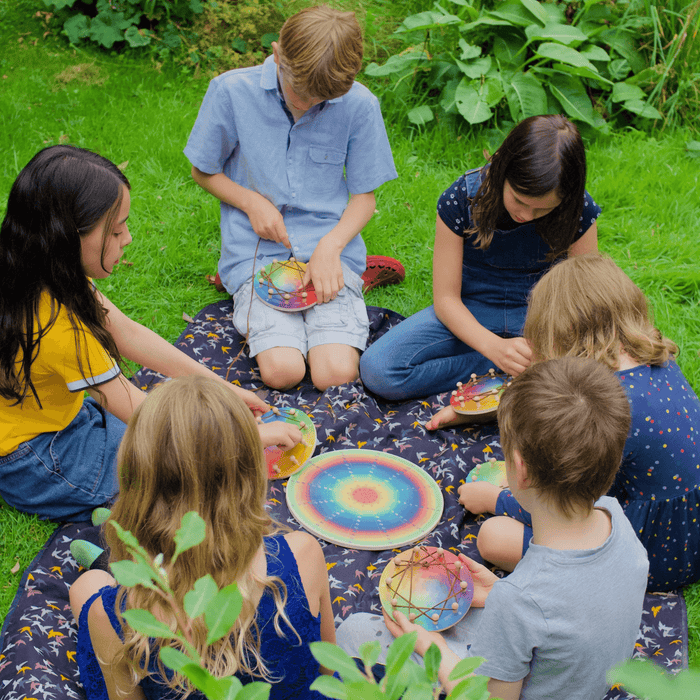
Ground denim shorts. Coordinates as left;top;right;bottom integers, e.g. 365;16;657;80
0;397;126;522
232;263;369;357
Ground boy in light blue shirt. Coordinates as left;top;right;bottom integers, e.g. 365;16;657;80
185;5;397;392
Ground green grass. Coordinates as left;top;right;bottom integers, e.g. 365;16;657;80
1;0;700;672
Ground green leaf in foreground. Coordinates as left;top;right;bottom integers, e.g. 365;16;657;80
238;681;272;700
184;573;218;620
359;639;381;671
159;646;194;673
110;559;157;589
121;609;177;639
408;106;434;126
173;511;206;562
455;80;491;124
608;659;700;700
448;656;485;680
310;641;366;683
310;675;350;700
423;642;441;683
205;582;243;645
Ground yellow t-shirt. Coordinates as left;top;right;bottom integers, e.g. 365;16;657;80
0;293;121;455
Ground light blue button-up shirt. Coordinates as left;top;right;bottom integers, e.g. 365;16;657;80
185;56;397;293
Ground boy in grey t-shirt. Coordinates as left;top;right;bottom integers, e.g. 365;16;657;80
382;357;649;699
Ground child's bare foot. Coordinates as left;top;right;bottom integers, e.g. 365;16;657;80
425;404;471;430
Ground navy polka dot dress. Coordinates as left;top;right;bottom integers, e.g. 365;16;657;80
612;361;700;590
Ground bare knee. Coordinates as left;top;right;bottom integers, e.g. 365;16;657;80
257;350;306;391
477;517;524;572
309;346;360;392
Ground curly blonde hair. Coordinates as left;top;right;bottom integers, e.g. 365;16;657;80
524;253;677;370
106;376;295;693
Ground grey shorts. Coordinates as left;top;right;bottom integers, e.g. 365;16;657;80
232;263;369;357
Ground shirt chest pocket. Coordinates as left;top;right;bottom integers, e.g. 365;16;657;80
305;146;346;194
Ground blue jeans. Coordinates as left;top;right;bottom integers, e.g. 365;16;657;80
0;398;126;521
360;304;520;401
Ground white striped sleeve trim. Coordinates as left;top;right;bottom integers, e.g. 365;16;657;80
67;365;122;392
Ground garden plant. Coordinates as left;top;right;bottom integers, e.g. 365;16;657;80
1;0;699;695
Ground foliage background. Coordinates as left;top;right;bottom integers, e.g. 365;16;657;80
1;0;699;680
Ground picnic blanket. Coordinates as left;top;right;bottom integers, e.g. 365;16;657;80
0;301;688;700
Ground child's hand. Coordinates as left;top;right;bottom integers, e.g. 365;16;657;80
382;609;447;657
425;404;470;431
303;236;344;304
489;336;532;377
229;385;269;415
246;192;291;249
257;421;302;450
458;554;499;607
458;481;500;514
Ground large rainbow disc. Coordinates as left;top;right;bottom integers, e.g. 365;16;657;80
450;370;509;418
380;546;474;632
253;259;317;312
286;449;443;550
261;408;317;480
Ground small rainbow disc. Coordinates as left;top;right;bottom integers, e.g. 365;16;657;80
286;450;443;550
450;370;509;418
469;459;508;488
253;259;317;312
262;408;316;480
380;546;474;632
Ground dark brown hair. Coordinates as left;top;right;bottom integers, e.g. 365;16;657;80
497;357;631;516
0;145;127;404
277;4;363;100
468;114;586;258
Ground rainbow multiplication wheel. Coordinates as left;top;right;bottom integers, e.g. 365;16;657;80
469;458;508;488
286;449;443;550
261;407;316;480
449;369;510;418
380;545;474;632
253;258;317;312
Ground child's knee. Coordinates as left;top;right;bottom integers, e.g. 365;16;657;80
477;517;524;571
257;351;306;390
309;347;359;391
477;518;503;562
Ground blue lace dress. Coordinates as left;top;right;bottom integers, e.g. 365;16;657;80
76;534;327;699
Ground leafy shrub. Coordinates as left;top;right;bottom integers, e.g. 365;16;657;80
42;0;204;50
363;0;667;132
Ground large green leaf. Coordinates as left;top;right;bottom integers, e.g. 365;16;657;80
309;642;366;683
238;681;272;700
608;660;700;699
424;642;441;683
408;105;435;125
549;62;611;86
173;511;206;561
525;22;587;46
547;73;604;130
598;27;646;73
505;70;548;121
456;56;492;79
358;640;381;670
365;49;427;77
63;13;90;43
455;80;492;124
623;99;663;119
124;26;151;48
396;11;462;33
121;609;177;639
46;0;80;10
177;664;242;700
183;574;218;619
611;82;646;103
534;42;599;73
204;583;243;645
88;10;133;49
493;34;522;67
309;675;349;700
159;646;194;673
482;77;505;107
449;656;486;680
518;0;548;25
580;45;610;62
487;1;538;28
458;39;482;61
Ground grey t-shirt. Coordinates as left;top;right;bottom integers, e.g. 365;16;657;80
469;496;648;699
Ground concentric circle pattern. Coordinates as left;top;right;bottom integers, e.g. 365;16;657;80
286;449;443;550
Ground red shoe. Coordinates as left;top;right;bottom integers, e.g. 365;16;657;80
205;271;227;293
362;255;406;293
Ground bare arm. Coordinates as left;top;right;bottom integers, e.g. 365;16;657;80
303;192;376;303
432;216;532;376
569;222;598;256
286;531;335;673
191;165;290;248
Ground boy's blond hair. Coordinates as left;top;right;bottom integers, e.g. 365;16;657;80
497;357;631;516
277;5;363;100
524;253;677;370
